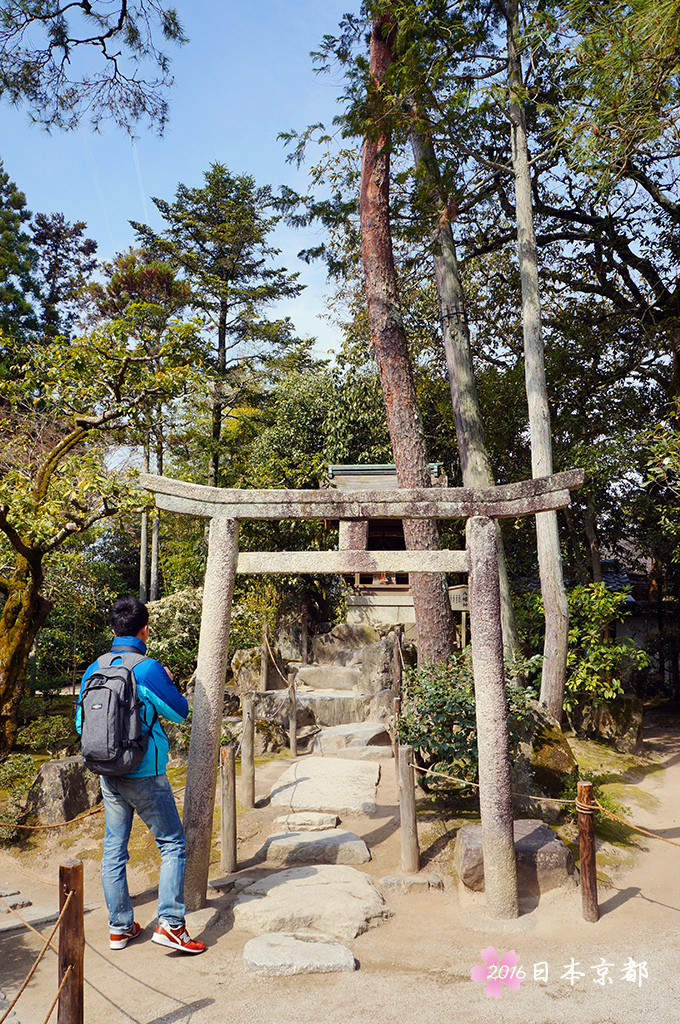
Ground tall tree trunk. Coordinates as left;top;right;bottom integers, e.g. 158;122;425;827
410;128;520;658
150;418;163;602
208;298;228;488
360;15;456;665
584;490;602;583
139;443;149;602
0;559;51;758
507;0;569;717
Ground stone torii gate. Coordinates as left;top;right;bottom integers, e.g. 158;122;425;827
142;467;584;919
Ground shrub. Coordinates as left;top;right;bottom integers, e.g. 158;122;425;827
0;754;38;841
397;654;533;790
516;584;650;710
15;715;76;754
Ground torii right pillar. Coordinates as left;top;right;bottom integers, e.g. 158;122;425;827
468;516;519;918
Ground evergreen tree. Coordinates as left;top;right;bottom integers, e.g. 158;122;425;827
132;163;304;486
0;162;39;345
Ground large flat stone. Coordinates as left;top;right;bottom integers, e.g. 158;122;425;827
243;932;356;975
260;829;370;866
454;819;577;895
270;757;380;815
233;864;392;941
310;722;391;754
296;666;362;690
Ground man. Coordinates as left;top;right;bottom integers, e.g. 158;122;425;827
78;595;205;954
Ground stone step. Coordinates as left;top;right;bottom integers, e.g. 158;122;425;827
233;865;392;941
296;665;362;690
259;829;371;866
310;722;391;755
270;756;381;815
244;932;357;975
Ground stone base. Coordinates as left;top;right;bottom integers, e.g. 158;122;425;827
454;819;577;895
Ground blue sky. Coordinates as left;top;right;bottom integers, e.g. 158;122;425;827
0;1;360;353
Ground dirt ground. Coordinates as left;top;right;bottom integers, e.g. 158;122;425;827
2;712;680;1024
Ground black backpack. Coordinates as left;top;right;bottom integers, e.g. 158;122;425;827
79;648;156;776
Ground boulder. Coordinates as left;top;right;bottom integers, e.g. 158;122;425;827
310;722;391;755
259;829;370;866
24;757;101;825
454;819;576;895
368;688;394;724
233;864;392;940
231;647;288;693
360;635;395;695
569;695;644;754
270;757;380;815
243;932;356;975
312;625;380;665
511;699;577;818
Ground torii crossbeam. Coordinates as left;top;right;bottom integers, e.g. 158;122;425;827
142;467;584;919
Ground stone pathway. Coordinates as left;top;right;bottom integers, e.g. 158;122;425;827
269;755;381;815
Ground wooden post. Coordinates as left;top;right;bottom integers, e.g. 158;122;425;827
288;681;298;758
392;624;403;698
58;860;84;1024
220;747;237;874
468;516;519;919
392;696;401;782
300;611;309;666
183;517;239;911
241;695;255;808
260;623;269;690
578;780;599;922
398;744;419;873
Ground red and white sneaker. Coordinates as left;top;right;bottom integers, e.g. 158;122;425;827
109;922;141;950
152;922;206;954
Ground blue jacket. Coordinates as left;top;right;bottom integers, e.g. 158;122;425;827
77;636;188;778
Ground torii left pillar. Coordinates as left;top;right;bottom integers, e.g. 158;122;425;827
183;517;239;910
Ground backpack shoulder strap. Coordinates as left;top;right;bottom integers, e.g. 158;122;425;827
96;650;148;671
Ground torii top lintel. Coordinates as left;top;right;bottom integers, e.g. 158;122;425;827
140;468;584;521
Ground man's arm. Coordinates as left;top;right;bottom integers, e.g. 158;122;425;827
136;660;189;723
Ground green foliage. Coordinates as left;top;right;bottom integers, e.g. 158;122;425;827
15;715;75;754
147;587;204;684
0;754;36;839
0;161;39;343
397;655;534;787
517;584;650;709
0;752;35;792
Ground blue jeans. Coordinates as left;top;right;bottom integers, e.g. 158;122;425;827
100;774;186;932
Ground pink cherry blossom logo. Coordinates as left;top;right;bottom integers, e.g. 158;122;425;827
471;946;525;998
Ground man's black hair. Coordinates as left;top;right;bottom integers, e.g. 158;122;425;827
109;596;149;637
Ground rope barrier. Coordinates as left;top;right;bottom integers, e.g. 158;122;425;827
409;761;680;847
40;964;72;1024
0;895;59;952
593;798;680;849
1;803;104;832
0;890;73;1024
263;632;292;688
